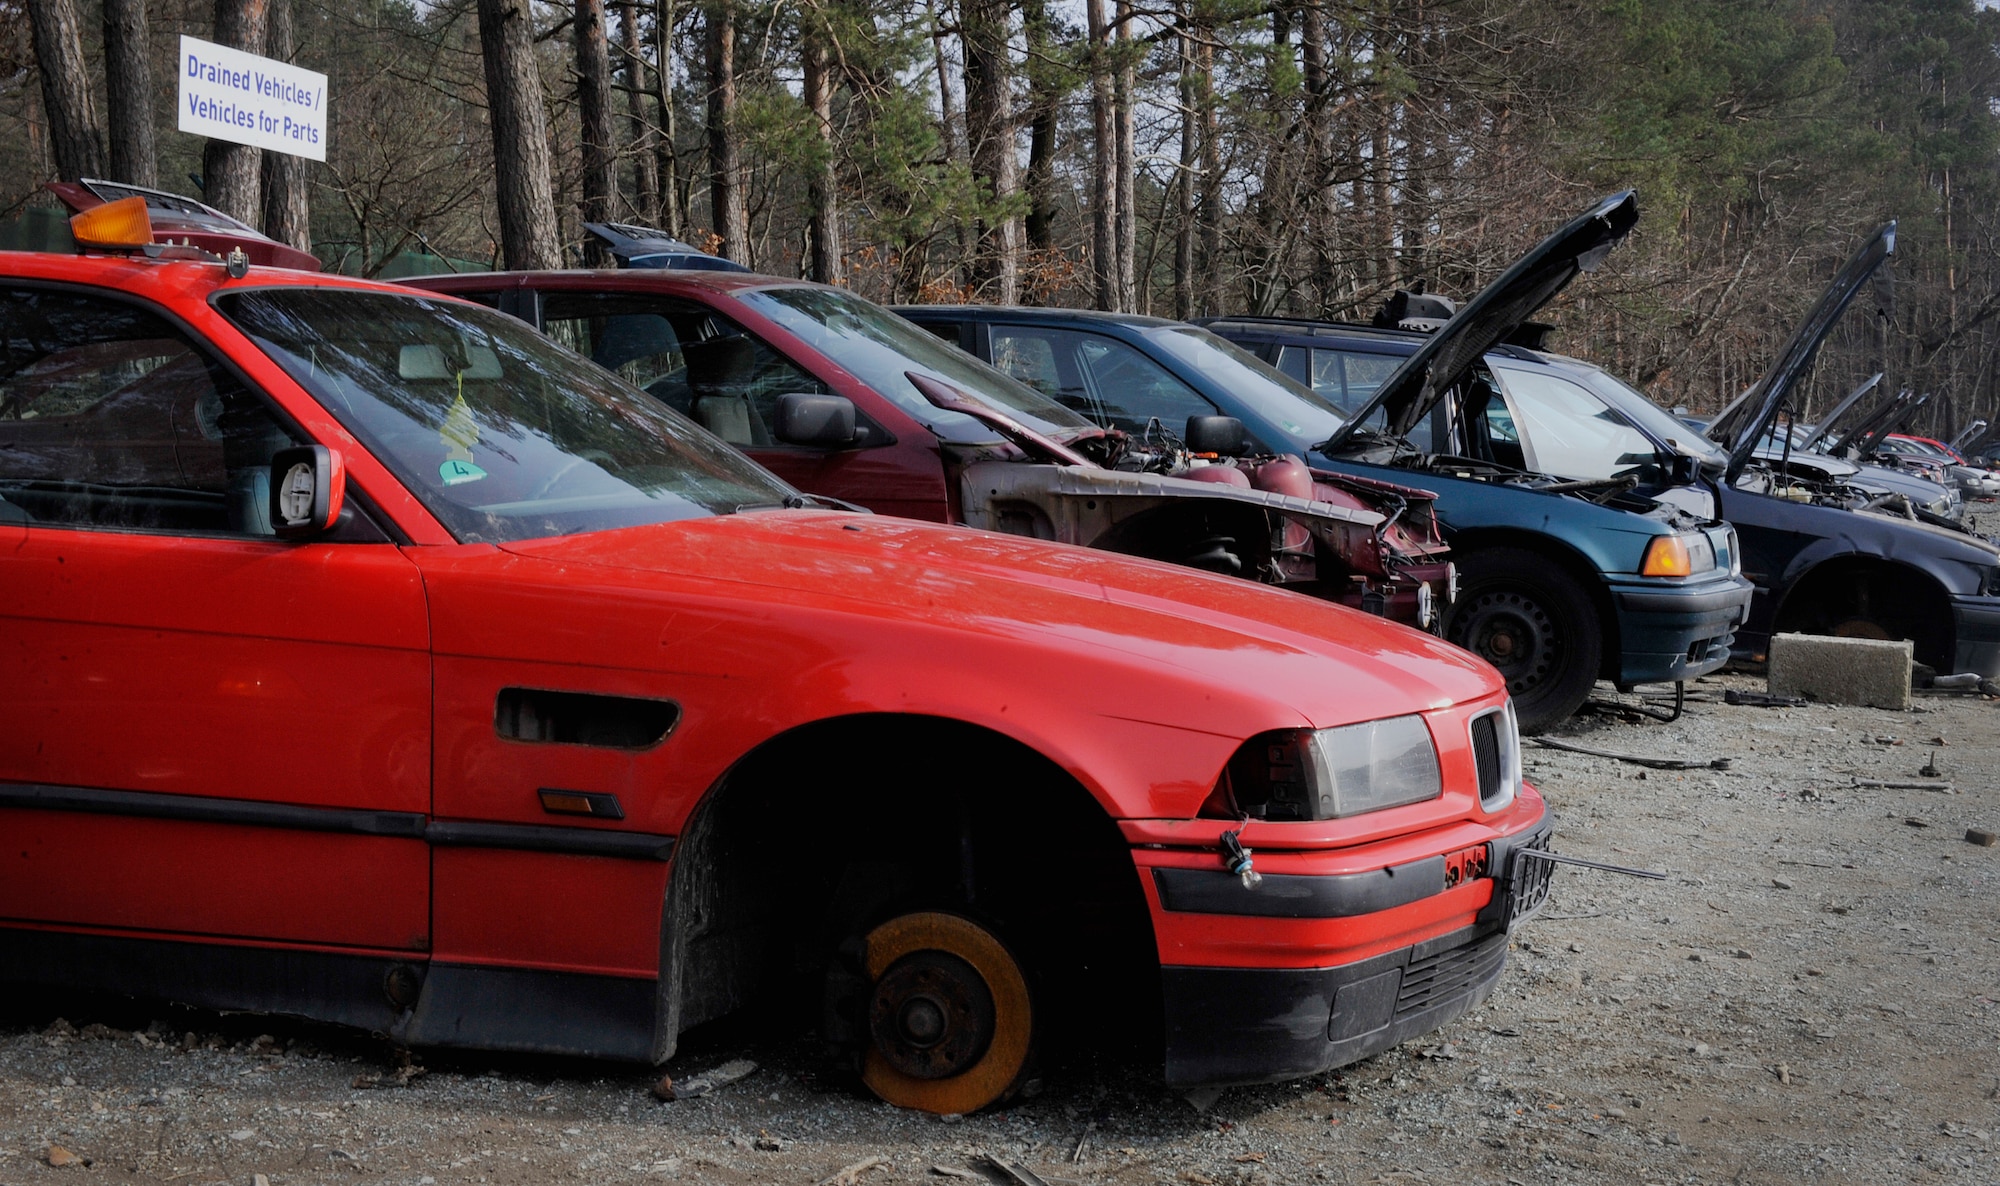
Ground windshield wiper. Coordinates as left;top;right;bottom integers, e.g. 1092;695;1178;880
734;492;870;514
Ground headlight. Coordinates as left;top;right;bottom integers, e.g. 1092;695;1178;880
1223;714;1442;820
1639;532;1716;577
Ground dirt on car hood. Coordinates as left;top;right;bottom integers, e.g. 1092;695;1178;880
495;510;1499;729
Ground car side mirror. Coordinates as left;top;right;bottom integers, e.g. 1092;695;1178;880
1185;415;1248;457
1666;452;1696;485
269;444;345;540
775;392;858;448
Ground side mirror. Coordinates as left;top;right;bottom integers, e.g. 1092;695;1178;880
269;444;345;540
1666;452;1696;485
775;392;858;448
1185;415;1248;456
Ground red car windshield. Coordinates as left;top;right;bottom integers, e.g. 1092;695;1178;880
218;288;798;543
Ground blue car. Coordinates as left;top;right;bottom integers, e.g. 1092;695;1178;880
899;192;1755;732
1222;220;2000;682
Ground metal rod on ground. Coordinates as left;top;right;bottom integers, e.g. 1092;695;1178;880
1531;736;1732;770
1516;849;1668;880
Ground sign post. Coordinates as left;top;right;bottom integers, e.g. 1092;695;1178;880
177;35;327;162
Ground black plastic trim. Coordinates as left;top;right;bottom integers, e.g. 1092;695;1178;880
1159;922;1510;1086
1153;855;1447;919
0;927;409;1033
1614;586;1756;614
0;929;659;1063
403;962;656;1059
425;820;675;861
0;781;427;837
1;781;675;860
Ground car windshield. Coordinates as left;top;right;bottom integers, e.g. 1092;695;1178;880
1143;326;1347;446
1565;364;1730;465
736;286;1091;444
217;288;798;543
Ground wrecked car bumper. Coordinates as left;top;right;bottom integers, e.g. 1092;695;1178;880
1605;572;1753;686
1950;593;2000;677
1141;792;1551;1087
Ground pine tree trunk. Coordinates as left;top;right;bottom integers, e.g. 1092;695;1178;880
1174;9;1195;321
618;0;659;222
29;0;103;181
204;0;266;223
705;0;747;262
961;0;1017;302
654;0;681;234
101;0;155;185
1020;0;1058;261
1300;0;1327;310
1113;0;1136;311
932;0;974;289
1086;0;1116;311
477;0;563;269
802;28;842;284
260;0;311;251
1196;25;1219;316
576;0;617;264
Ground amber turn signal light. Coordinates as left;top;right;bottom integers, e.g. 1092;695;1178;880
537;788;625;819
69;196;155;251
1639;534;1692;578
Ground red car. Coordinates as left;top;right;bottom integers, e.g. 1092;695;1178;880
0;200;1551;1113
404;270;1457;629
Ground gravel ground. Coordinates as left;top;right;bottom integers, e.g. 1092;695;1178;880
6;513;1999;1186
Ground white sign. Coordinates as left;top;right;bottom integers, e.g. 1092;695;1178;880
177;34;327;162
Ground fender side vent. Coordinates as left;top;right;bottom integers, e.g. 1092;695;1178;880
495;688;680;749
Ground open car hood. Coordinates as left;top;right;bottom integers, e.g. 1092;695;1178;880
1707;221;1896;483
1828;388;1917;457
1795;372;1883;453
1851;391;1933;459
1949;419;1988;454
1319;190;1639;453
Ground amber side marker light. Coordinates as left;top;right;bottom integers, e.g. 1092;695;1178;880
69;195;155;251
1639;534;1692;578
538;788;625;819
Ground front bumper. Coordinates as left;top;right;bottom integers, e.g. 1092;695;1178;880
1605;572;1754;685
1151;798;1553;1087
1950;593;2000;677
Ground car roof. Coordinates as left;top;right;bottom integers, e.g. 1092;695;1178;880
894;304;1184;330
406;268;821;298
1;246;452;305
1194;315;1428;345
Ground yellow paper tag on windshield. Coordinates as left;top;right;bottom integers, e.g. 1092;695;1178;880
440;391;479;463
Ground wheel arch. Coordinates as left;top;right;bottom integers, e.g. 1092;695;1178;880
1443;528;1618;678
1770;554;1954;670
650;711;1161;1067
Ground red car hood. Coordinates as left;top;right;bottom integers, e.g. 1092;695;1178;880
496;511;1498;729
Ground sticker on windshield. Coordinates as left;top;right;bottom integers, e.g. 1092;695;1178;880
440;459;487;486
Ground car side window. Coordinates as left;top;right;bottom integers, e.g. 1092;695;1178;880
0;287;301;536
1072;333;1217;435
1329;351;1401;416
1490;363;1660;481
539;291;829;448
989;327;1094;417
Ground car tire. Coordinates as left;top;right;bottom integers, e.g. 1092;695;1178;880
1445;547;1601;734
844;911;1035;1115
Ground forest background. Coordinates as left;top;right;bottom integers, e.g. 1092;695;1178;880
5;0;2000;434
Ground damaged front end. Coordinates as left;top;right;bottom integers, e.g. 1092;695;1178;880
910;373;1453;629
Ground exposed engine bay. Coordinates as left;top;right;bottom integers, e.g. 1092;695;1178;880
911;373;1455;628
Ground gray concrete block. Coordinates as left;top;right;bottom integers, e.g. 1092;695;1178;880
1767;632;1912;711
